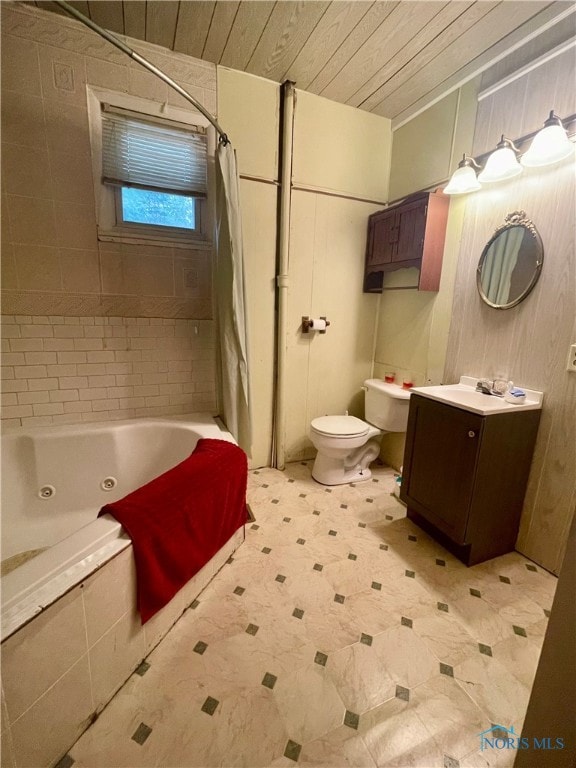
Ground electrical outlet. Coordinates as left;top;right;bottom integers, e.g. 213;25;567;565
567;343;576;372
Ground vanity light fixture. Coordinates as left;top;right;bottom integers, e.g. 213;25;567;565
521;110;574;167
444;154;482;195
477;135;523;183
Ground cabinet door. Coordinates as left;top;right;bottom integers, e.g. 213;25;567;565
367;211;397;266
402;396;483;544
394;199;427;263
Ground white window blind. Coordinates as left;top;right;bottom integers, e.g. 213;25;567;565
101;106;207;197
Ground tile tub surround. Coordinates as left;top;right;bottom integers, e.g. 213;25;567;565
62;463;556;768
1;315;216;429
0;528;244;768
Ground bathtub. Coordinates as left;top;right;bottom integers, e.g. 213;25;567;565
1;415;245;768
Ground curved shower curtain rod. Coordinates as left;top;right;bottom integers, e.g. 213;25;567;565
53;0;230;145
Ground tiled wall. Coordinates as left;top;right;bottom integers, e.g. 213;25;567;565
1;530;243;768
1;315;216;430
1;3;219;429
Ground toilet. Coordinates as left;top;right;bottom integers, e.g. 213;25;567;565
309;379;411;486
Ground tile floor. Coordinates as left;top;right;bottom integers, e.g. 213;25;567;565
65;462;557;768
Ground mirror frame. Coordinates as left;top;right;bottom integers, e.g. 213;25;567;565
476;211;544;310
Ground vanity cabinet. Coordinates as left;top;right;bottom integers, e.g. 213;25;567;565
363;190;449;293
400;393;540;565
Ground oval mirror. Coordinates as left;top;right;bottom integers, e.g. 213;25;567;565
477;211;543;309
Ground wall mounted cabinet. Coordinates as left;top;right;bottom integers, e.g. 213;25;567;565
363;190;449;292
400;393;541;565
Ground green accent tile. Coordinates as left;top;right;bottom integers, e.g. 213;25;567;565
283;517;291;523
348;553;357;561
284;740;302;762
344;710;360;730
193;641;208;655
440;663;454;677
380;544;388;551
478;643;492;657
405;570;415;578
54;755;75;768
250;523;259;530
329;530;337;536
276;574;286;583
371;581;382;591
297;538;306;545
254;470;260;474
436;558;446;567
408;535;417;542
358;522;367;528
444;756;460;768
395;685;409;701
233;586;245;596
226;556;234;564
201;696;219;716
246;624;259;636
372;478;379;483
313;563;323;572
437;602;449;612
262;546;271;554
385;515;393;520
470;588;481;598
135;661;150;677
340;504;348;509
314;651;328;666
366;498;373;503
360;633;373;646
299;493;307;498
190;599;200;609
271;499;279;504
293;607;304;619
401;617;413;628
300;461;307;465
132;723;152;745
261;672;277;689
334;594;345;604
544;609;551;617
325;488;332;493
313;510;321;516
499;575;511;584
288;479;295;483
526;563;537;572
513;625;527;637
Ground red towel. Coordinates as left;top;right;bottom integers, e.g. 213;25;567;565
99;438;248;623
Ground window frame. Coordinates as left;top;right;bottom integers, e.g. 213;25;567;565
87;86;214;250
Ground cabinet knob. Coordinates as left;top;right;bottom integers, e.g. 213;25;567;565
468;430;476;438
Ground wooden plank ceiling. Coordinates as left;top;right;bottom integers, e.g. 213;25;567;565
34;1;574;121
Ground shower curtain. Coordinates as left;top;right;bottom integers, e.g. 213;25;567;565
215;141;252;455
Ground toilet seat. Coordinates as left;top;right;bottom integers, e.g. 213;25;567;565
311;415;369;438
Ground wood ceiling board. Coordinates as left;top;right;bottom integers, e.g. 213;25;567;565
282;1;374;89
145;1;179;49
173;1;215;58
373;0;553;119
202;1;240;63
124;0;146;40
306;1;399;95
87;1;124;34
245;1;330;82
357;1;498;112
220;1;276;71
385;1;569;127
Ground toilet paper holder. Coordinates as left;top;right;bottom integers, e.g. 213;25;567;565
302;316;330;334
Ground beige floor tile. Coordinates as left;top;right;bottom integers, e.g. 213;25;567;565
327;640;397;714
298;724;378;767
371;625;439;689
412;611;480;667
490;635;542;688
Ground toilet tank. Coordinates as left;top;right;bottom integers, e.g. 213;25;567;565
364;379;411;432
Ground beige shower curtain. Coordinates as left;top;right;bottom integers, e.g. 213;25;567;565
215;141;252;455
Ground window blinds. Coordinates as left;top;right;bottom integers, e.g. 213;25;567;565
101;107;207;197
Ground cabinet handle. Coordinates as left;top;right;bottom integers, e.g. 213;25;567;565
468;430;476;438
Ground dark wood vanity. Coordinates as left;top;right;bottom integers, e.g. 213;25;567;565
400;393;541;565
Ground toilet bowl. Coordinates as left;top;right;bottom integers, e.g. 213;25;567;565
309;379;411;486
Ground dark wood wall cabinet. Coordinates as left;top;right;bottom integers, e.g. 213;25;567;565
400;394;540;566
363;190;450;293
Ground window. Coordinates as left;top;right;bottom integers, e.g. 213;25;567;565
96;102;210;245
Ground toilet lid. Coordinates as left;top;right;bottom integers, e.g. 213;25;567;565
311;415;369;438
